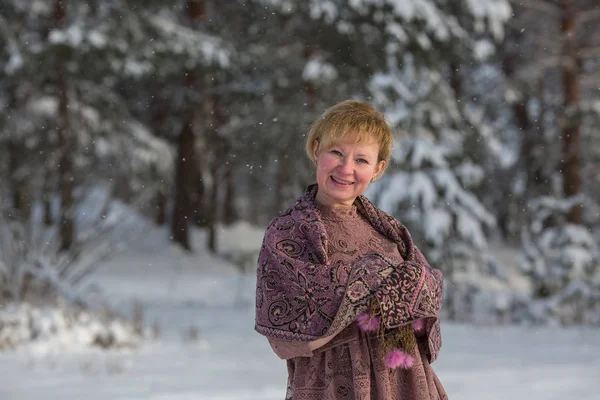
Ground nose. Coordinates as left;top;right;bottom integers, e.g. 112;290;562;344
337;157;353;175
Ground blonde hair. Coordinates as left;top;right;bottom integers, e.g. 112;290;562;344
305;100;393;171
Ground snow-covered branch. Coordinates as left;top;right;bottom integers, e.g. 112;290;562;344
0;187;153;306
0;15;24;74
519;194;600;326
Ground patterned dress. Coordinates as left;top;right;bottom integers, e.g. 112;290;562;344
268;203;447;400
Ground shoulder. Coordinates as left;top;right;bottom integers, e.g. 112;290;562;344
262;191;319;243
356;193;417;257
356;193;406;232
260;190;328;263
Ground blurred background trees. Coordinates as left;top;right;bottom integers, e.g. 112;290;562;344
1;0;599;325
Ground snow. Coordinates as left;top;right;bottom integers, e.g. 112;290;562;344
1;224;600;399
26;96;100;131
374;136;496;253
456;209;487;248
473;39;495;61
386;22;409;43
0;303;139;353
416;33;432;50
464;0;512;40
48;25;85;47
518;195;600;325
387;0;449;41
123;59;153;78
127;122;174;175
146;13;231;68
310;0;338;23
410;139;448;168
88;30;108;49
424;207;452;247
411;171;437;208
455;161;485;187
28;96;58;118
302;58;338;84
5;53;23;74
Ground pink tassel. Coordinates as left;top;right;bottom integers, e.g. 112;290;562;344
356;313;380;332
412;319;426;335
384;349;415;369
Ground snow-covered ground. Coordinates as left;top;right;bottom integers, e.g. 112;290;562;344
1;224;599;400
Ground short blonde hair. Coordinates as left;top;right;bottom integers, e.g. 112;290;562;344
305;100;393;169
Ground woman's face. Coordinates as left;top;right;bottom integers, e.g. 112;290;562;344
313;135;385;207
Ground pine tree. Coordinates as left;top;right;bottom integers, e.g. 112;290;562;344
519;196;600;325
347;0;514;321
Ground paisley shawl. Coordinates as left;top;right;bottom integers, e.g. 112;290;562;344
255;185;444;362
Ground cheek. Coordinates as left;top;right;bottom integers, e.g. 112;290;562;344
356;167;375;183
315;159;330;180
316;155;335;171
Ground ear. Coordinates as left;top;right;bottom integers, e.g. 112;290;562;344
312;139;320;163
372;160;386;182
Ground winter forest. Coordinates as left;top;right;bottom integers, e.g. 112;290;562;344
1;0;599;399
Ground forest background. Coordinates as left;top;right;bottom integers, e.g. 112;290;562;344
1;0;600;354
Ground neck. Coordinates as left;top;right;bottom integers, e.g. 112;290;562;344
314;187;355;208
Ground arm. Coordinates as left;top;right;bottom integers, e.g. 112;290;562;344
255;220;394;357
267;337;314;359
267;334;336;360
391;236;444;363
268;321;362;360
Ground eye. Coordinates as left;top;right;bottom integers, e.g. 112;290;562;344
330;150;342;156
357;158;369;164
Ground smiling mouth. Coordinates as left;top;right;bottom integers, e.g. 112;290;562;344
331;176;353;185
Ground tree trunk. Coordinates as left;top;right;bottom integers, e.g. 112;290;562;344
531;79;551;196
58;71;75;252
56;0;75;252
222;164;237;225
43;194;53;225
502;53;534;177
501;50;549;237
449;60;462;99
208;163;219;253
275;150;290;213
170;118;195;251
6;85;31;222
187;0;206;20
206;89;226;253
13;179;30;222
168;0;207;250
193;171;208;227
559;0;583;224
247;173;262;226
513;90;551;198
8;140;31;221
150;84;169;226
154;185;167;226
43;169;54;225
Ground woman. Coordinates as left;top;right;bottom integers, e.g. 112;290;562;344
255;100;447;399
